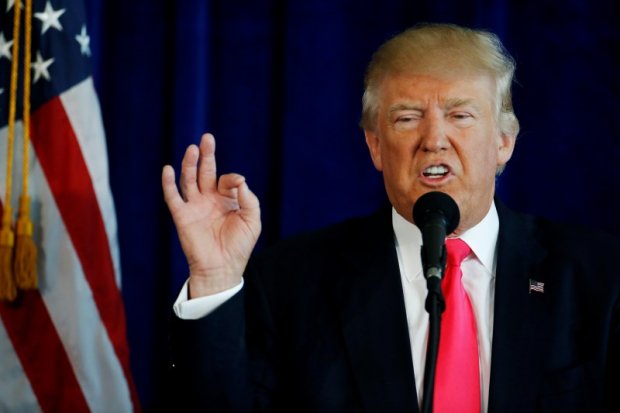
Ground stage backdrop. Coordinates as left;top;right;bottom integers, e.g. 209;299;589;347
87;0;619;409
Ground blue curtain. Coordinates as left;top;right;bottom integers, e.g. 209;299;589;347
87;0;620;409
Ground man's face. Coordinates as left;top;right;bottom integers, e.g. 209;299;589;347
364;72;516;234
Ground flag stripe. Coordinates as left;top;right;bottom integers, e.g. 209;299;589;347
0;298;42;413
0;1;140;410
60;78;122;287
29;97;140;411
1;121;133;411
35;159;132;412
0;291;90;412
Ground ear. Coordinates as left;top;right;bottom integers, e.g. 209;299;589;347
364;129;383;171
496;130;516;168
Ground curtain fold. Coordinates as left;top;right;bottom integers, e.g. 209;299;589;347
88;0;620;408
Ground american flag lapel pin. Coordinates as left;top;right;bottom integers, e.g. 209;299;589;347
529;279;545;294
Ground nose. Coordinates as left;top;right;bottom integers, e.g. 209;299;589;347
420;112;450;153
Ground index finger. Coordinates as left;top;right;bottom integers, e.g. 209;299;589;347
162;165;184;212
198;133;218;193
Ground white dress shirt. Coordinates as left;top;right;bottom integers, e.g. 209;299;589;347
173;278;244;320
174;203;499;412
393;204;498;412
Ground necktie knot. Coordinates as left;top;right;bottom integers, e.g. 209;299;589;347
446;238;471;267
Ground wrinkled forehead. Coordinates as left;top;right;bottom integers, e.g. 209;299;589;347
382;46;497;82
376;69;498;104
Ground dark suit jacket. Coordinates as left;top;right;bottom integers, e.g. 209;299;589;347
170;202;620;412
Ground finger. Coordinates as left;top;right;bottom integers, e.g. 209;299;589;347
237;180;261;217
217;173;246;199
217;173;245;204
179;144;200;200
198;133;217;193
162;165;184;212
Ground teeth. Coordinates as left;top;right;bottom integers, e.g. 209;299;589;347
423;165;448;177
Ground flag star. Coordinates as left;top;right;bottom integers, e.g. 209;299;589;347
34;1;66;34
75;25;91;56
0;33;13;60
6;0;13;11
32;51;54;83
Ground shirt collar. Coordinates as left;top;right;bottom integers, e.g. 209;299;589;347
392;201;499;281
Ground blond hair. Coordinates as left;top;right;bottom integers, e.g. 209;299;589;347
360;23;519;137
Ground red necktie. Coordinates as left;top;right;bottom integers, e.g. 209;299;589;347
433;238;480;413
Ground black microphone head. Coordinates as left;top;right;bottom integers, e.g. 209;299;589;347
412;191;460;235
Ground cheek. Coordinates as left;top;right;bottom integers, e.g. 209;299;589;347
462;145;499;179
379;139;401;166
385;145;415;179
379;148;413;190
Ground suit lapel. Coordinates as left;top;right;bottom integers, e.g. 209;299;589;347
488;202;550;412
331;208;418;413
329;202;553;412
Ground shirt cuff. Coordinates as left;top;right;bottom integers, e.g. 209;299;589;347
172;278;244;320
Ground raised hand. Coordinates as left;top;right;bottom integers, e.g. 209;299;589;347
162;133;262;298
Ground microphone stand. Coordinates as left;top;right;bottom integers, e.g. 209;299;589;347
412;191;459;413
420;245;447;413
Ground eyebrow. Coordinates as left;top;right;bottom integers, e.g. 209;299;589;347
387;98;483;115
444;98;481;112
388;103;423;114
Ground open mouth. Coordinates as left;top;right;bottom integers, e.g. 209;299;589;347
422;164;449;179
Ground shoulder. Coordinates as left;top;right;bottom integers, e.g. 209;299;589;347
251;207;391;270
539;218;620;252
242;208;394;319
497;200;620;275
244;207;396;302
498;199;619;246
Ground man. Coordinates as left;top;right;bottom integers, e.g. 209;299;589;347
162;23;620;412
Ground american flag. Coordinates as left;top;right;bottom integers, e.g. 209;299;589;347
0;0;140;411
529;279;545;294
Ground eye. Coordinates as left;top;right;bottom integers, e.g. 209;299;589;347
450;111;476;126
393;112;421;131
392;109;421;121
452;112;472;119
396;115;416;123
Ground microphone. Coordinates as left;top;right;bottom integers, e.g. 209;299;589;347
412;191;460;281
414;191;460;413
